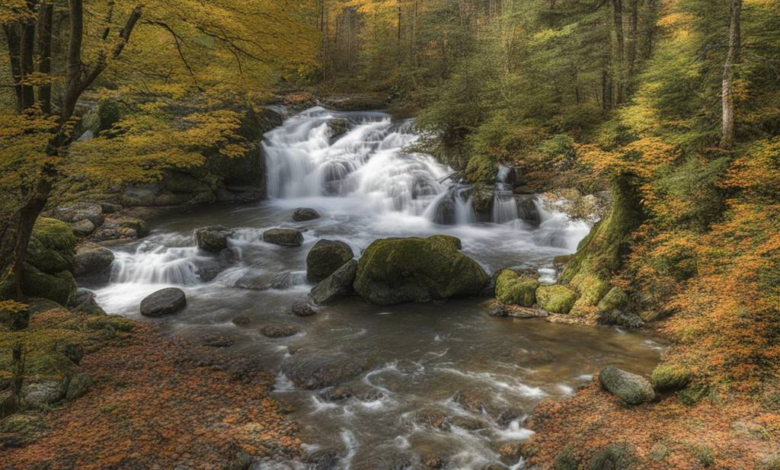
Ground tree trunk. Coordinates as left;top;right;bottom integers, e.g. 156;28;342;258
37;2;54;115
627;0;638;85
19;1;37;110
2;24;23;112
612;0;625;106
721;0;742;149
642;0;658;61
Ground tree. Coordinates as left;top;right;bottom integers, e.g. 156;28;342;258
721;0;742;149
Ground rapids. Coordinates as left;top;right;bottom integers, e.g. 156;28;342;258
92;107;661;469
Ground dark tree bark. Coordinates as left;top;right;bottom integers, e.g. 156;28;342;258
19;1;37;110
721;0;742;149
2;24;23;112
37;2;54;114
612;0;625;106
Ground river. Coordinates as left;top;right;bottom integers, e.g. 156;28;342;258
91;107;661;469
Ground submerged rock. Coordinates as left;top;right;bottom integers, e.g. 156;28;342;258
293;207;321;222
281;349;367;390
195;225;234;252
353;235;489;305
72;289;107;315
263;228;304;247
495;270;539;307
536;285;578;314
93;215;149;241
291;301;317;317
599;366;655;405
140;288;187;317
261;325;299;338
306;239;354;283
310;259;358;305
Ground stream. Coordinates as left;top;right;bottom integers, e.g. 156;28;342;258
91;107;662;469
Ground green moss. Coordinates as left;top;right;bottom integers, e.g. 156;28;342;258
21;266;77;306
0;413;44;435
98;99;122;132
465;154;497;184
84;315;135;333
598;286;629;312
570;273;612;309
470;183;494;214
26;238;73;274
495;270;539;307
651;365;691;392
32;218;77;254
588;444;634;470
354;235;489;305
118;217;149;238
679;383;710;406
553;448;579;470
537;285;579;314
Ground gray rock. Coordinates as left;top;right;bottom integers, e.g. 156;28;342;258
599;309;644;329
74;242;115;279
23;380;66;409
310;259;358;305
66;373;94;401
281;349;367;390
220;247;240;267
192;258;222;282
140;288;186;317
53;202;104;226
71;219;96;236
232;314;252;327
261;325;299;338
599;366;655;405
72;288;106;315
291;301;316;317
235;271;298;291
263;228;304;247
306;239;354;283
293;208;321;222
93;216;148;241
195;226;233;252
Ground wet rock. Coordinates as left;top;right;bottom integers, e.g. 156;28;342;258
93;215;149;241
291;301;316;317
71;219;96;236
261;325;299;338
413;408;447;429
66;373;94;401
310;259;358;305
224;451;253;470
303;449;341;470
307;240;354;283
293;207;322;222
200;333;235;348
263;228;304;247
195;225;233;252
220;247;240;267
354;235;489;305
515;195;540;223
74;242;115;283
140;287;187;317
487;301;547;319
318;387;354;402
72;288;106;315
327;119;349;140
232;314;252;327
281;349;367;390
448;416;491;431
52;202;104;226
354;450;414;470
598;366;655;405
496;408;525;427
598;309;644;329
236;271;296;291
192;258;222;282
536;285;578;314
495;270;539;307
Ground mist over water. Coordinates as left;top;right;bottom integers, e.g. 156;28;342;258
93;107;661;469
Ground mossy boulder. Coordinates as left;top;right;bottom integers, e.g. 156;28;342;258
599;366;655;405
495;270;539;307
306;240;354;283
651;365;691;392
263;228;304;247
195;226;234;253
598;287;629;312
553;448;579;470
678;383;709;406
588;444;634;470
32;218;77;254
353;235;490;305
536;285;578;314
21;266;78;306
570;272;612;310
65;373;94;401
25;218;78;279
470;183;494;215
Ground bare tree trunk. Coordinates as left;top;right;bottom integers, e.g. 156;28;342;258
627;0;638;86
37;2;54;115
721;0;742;149
642;0;657;61
19;2;37;110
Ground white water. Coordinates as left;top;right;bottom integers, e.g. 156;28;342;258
85;107;659;470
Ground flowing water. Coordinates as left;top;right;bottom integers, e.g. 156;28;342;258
92;107;662;469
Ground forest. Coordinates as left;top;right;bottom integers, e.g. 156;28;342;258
0;0;778;469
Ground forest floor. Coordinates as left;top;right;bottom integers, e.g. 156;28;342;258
0;308;301;470
520;380;780;470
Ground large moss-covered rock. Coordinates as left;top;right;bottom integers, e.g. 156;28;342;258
587;444;634;470
74;242;115;279
495;270;539;307
651;365;691;393
32;218;78;253
599;366;655;405
598;286;629;312
536;285;578;314
306;240;354;283
353;235;489;305
570;272;612;311
195;226;234;253
22;266;78;306
25;218;77;278
263;229;304;247
310;259;358;305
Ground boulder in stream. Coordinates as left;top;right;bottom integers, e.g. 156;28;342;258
306;239;354;283
195;225;233;252
310;259;358;305
598;366;655;405
263;228;304;247
74;242;115;284
495;269;539;307
291;301;317;317
536;285;578;314
261;325;299;338
293;207;321;222
353;235;489;305
140;288;187;317
281;349;367;390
